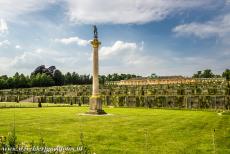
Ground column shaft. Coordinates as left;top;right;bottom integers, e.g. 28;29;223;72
92;47;99;96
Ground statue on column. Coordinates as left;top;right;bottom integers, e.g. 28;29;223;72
93;25;98;39
91;25;101;48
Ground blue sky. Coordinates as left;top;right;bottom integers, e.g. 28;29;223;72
0;0;230;76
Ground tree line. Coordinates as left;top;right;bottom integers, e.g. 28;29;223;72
192;69;230;80
0;68;229;90
0;71;140;89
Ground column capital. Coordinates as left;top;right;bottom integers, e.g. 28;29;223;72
91;38;101;48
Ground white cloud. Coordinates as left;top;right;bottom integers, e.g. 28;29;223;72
0;44;93;75
0;0;57;20
15;45;21;49
10;49;71;69
99;40;156;70
55;37;89;46
0;44;229;77
97;40;230;76
99;40;161;75
99;40;157;67
0;19;8;33
0;57;12;73
0;48;83;75
173;14;230;39
100;41;137;60
0;40;10;47
66;0;222;24
0;0;224;24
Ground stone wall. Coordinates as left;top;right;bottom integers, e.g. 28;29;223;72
0;80;229;109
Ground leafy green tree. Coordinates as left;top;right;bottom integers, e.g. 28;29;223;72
18;74;29;88
112;73;119;81
13;72;20;88
64;72;73;85
193;70;215;78
222;69;230;80
99;75;106;84
41;73;55;87
201;69;214;78
31;73;55;87
0;75;8;80
107;74;112;81
103;73;140;82
7;77;15;89
30;74;38;87
72;72;80;84
53;70;64;86
193;71;202;78
149;73;157;79
0;79;8;89
79;74;92;84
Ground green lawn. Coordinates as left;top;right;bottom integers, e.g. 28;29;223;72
0;102;80;108
0;105;229;153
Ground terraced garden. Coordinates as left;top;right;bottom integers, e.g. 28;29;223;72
0;80;230;109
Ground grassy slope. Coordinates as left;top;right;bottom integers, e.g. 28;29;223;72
0;106;229;154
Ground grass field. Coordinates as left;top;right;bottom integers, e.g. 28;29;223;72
0;102;80;108
0;104;229;153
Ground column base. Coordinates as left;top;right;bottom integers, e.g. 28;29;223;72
86;96;107;115
86;110;107;115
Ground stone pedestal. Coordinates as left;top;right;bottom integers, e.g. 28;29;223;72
87;96;106;114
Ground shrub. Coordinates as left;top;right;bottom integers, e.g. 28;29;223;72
38;101;42;108
7;124;17;150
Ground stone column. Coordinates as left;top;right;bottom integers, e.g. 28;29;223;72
87;36;106;115
92;45;99;96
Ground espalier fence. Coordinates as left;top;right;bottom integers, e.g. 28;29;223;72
0;80;230;109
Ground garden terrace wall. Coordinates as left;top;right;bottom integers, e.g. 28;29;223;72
0;81;229;109
17;95;230;110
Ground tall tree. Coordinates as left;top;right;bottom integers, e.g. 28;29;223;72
201;69;214;78
53;70;64;86
0;79;8;89
193;70;215;78
149;73;157;79
193;71;202;78
7;77;15;89
64;72;73;85
222;69;230;80
72;72;80;84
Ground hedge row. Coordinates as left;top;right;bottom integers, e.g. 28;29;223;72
0;82;229;97
1;95;229;110
1;88;229;97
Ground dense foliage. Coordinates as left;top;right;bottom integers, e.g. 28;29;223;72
222;69;230;80
0;71;140;90
192;69;221;78
0;67;229;90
